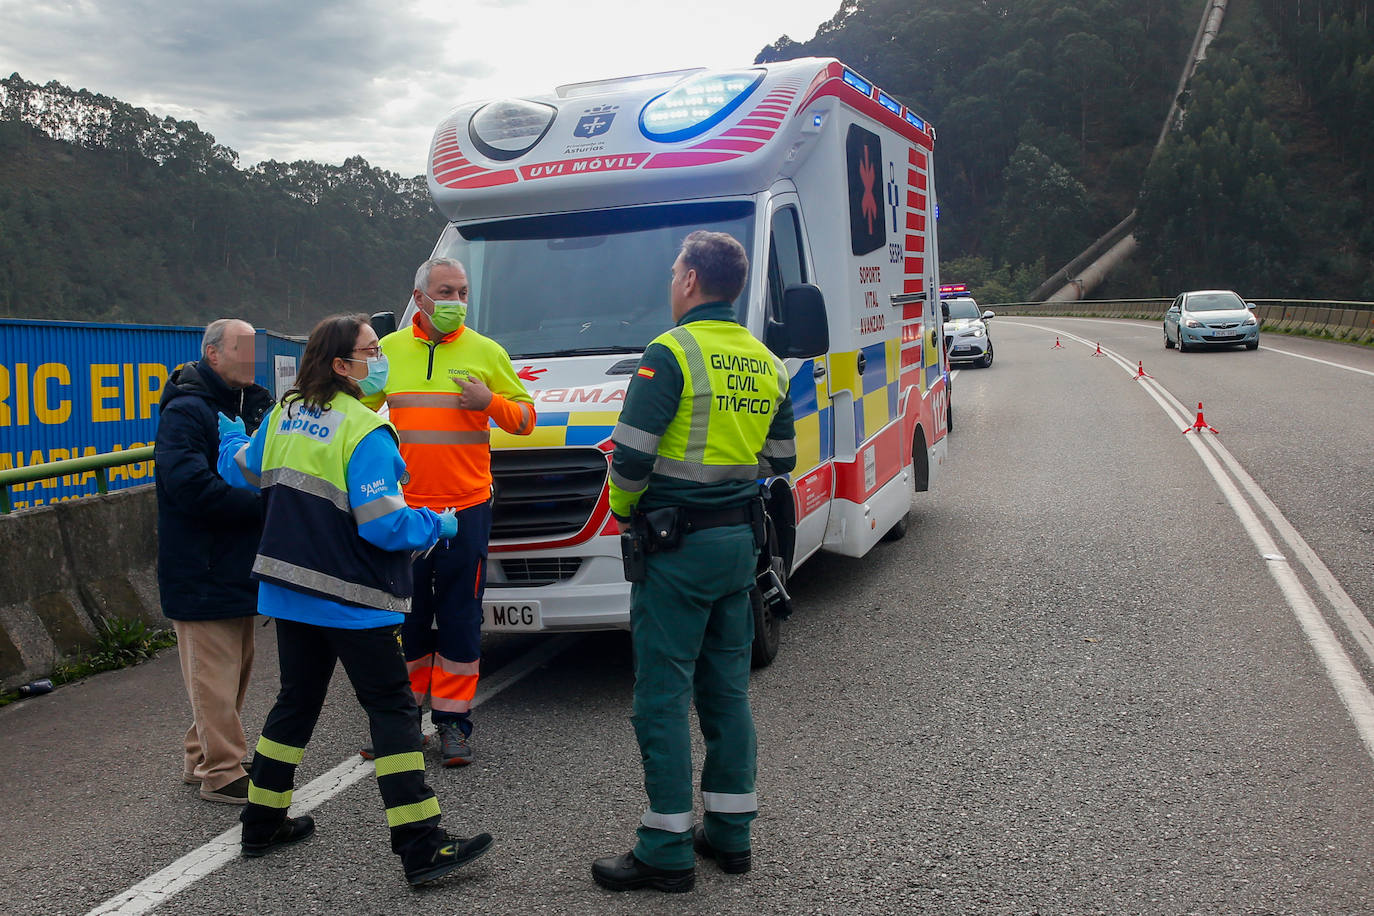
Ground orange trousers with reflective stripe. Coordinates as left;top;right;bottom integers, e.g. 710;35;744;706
401;501;489;729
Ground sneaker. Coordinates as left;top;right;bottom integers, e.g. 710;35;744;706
200;775;249;805
405;832;493;886
242;815;316;858
437;721;473;767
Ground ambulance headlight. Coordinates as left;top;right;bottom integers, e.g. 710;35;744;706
468;99;557;161
639;69;765;142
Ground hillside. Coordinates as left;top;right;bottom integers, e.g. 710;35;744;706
761;0;1374;300
0;74;443;333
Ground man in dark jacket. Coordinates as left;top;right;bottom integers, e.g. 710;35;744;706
155;318;274;804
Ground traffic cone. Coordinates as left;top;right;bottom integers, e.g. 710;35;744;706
1182;402;1219;435
1092;342;1105;357
1134;361;1153;380
1052;337;1064;349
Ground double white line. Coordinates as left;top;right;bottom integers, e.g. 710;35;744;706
1036;325;1374;763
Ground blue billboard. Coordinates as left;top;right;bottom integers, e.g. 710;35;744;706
0;319;302;510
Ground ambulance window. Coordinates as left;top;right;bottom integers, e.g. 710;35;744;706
767;207;807;321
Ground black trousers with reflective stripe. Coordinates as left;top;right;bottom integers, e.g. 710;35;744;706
241;618;444;864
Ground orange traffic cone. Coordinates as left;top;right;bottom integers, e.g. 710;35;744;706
1092;342;1105;357
1134;361;1153;380
1182;402;1219;435
1052;337;1064;349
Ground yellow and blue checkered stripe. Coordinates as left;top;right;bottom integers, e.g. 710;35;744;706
826;340;901;450
787;359;831;476
491;410;619;448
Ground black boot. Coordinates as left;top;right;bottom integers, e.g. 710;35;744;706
591;851;695;893
241;815;315;858
694;825;751;874
404;831;493;886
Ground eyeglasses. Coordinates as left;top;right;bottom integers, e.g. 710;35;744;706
352;346;382;357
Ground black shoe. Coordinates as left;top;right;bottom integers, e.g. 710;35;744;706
241;815;315;858
694;825;751;874
591;851;695;893
404;832;493;886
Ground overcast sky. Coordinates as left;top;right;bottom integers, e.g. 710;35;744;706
0;0;843;176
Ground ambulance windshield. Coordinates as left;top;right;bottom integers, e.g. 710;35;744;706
432;201;755;359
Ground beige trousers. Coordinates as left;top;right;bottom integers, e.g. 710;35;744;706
173;617;255;792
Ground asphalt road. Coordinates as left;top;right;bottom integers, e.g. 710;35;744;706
2;319;1372;915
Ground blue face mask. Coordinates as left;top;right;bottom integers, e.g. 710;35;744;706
350;354;389;396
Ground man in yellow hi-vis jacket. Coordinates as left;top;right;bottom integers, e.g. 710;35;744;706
592;231;795;893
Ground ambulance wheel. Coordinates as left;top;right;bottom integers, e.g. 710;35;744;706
946;400;954;433
749;587;780;669
881;511;909;542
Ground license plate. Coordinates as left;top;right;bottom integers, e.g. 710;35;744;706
482;600;542;631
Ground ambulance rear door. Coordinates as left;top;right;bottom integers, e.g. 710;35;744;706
762;191;832;567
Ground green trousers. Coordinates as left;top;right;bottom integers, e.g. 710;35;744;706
631;522;759;870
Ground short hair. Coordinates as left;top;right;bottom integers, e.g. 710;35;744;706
414;257;467;294
679;231;748;302
202;318;250;357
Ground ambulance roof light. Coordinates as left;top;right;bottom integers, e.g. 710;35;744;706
639;69;765;143
904;110;926;132
842;69;873;96
877;92;902;116
468;99;558;161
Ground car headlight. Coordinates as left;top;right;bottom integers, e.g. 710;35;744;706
1183;318;1202;328
1243;315;1257;326
966;327;984;338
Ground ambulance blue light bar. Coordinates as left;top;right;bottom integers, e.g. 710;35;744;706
640;69;765;142
878;92;902;115
905;110;926;131
842;69;873;96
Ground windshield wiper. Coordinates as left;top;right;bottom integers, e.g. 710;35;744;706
511;346;645;358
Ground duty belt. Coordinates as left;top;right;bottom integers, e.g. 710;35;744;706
681;505;753;532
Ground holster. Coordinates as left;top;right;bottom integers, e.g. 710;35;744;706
620;528;647;583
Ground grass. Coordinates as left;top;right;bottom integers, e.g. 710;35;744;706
1;617;177;707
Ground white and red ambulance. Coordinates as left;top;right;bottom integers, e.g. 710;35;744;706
400;58;949;665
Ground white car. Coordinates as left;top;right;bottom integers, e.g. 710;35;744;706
943;296;995;367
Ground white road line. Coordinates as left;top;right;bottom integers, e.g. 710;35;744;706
1255;343;1374;378
1015;322;1374;765
86;633;582;916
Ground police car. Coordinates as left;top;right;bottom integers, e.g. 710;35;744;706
940;285;995;368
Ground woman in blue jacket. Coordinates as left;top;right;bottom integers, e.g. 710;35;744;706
217;312;492;886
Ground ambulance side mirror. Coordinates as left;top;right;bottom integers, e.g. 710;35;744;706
370;311;398;338
768;284;828;359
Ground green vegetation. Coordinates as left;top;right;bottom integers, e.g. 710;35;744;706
1;2;1370;319
0;74;443;333
0;616;177;707
762;0;1374;299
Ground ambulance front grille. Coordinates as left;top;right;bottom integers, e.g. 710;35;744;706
490;448;609;539
489;557;584;587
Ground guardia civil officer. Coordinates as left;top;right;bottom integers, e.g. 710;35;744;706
592;231;796;893
215;313;492;886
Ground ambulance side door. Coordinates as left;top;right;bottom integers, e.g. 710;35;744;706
765;195;831;567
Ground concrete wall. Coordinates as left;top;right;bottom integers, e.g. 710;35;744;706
0;485;162;690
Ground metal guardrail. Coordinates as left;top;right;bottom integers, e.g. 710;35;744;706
987;298;1374;344
0;446;154;515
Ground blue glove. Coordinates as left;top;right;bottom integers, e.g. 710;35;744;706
437;508;459;540
218;412;246;441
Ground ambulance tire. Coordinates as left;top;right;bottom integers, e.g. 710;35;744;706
750;523;787;669
881;511;909;542
946;399;954;433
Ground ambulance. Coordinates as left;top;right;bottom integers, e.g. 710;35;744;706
392;58;949;665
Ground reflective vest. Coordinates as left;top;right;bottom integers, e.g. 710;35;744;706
653;322;787;486
372;321;536;511
252;393;413;613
